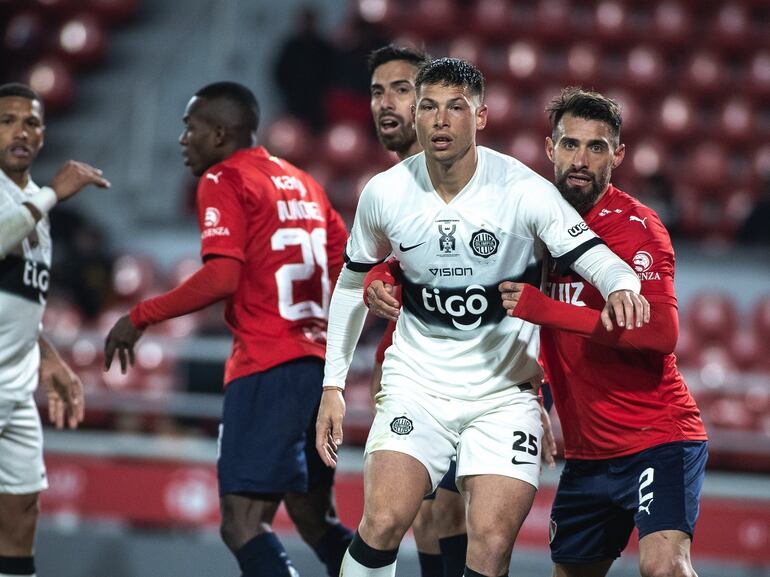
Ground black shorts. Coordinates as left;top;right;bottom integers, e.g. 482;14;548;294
217;358;334;496
550;441;708;564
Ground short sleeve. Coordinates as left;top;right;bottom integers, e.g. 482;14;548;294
196;166;247;262
628;210;677;306
344;176;391;272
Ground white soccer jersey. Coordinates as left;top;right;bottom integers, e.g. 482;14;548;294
346;146;603;400
0;170;51;401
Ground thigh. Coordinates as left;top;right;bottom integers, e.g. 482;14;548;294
366;387;457;492
0;397;47;495
457;391;542;491
612;441;708;540
217;358;323;496
550;460;634;565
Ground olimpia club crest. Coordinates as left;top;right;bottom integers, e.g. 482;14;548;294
390;416;413;435
469;229;499;258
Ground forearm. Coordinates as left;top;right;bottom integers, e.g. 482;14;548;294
38;334;61;361
514;284;677;353
571;244;640;299
129;256;241;329
0;188;57;257
323;267;368;390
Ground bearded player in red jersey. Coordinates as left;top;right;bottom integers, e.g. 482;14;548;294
104;82;353;577
499;88;707;577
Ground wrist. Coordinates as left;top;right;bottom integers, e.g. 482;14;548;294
27;187;58;218
323;385;345;393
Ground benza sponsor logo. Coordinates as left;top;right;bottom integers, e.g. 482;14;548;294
204;207;220;227
632;251;661;280
567;222;589;237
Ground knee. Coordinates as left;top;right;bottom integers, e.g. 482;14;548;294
0;496;39;551
219;500;269;552
360;509;412;549
410;505;433;536
640;556;694;577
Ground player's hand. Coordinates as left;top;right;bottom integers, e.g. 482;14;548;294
539;403;557;469
316;388;346;468
50;160;110;201
104;314;143;374
365;280;400;322
40;354;85;429
498;281;525;316
601;290;650;331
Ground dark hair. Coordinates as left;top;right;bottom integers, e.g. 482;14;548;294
0;83;44;115
415;57;485;101
547;87;622;145
194;81;260;133
367;44;430;75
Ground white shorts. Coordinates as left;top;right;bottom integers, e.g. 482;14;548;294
0;395;47;494
365;383;542;492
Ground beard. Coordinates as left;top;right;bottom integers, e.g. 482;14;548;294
376;116;416;157
554;167;611;215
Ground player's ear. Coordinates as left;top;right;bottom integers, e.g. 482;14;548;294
545;137;555;163
214;125;227;146
612;143;626;169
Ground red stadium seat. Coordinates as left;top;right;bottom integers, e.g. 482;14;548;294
685;291;739;345
447;35;483;67
656;94;697;142
753;144;770;181
482;82;521;138
110;254;156;302
718;98;754;144
682;142;728;191
504;40;543;88
24;57;75;113
746;50;770;101
263;116;312;167
42;297;83;346
709;397;754;430
682;50;725;100
534;0;572;45
707;2;751;54
88;0;140;26
564;43;601;87
505;131;550;179
650;1;693;49
728;331;763;372
624;45;667;91
319;121;371;174
752;295;770;343
55;13;107;68
593;0;631;47
469;0;515;40
629;139;667;181
405;0;458;39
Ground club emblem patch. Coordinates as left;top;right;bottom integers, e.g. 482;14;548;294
469;229;499;258
390;416;413;435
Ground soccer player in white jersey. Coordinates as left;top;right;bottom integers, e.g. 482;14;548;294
316;58;648;577
0;83;108;577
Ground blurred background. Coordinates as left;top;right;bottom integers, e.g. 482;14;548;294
1;0;768;575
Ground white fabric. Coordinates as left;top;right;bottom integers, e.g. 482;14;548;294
340;549;397;577
330;146;623;401
0;169;50;401
322;267;368;390
571;242;640;300
367;382;542;490
0;395;47;494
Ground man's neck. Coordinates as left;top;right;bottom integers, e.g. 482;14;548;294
1;168;28;189
425;145;478;203
396;141;422;161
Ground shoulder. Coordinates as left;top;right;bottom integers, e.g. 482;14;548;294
480;147;555;192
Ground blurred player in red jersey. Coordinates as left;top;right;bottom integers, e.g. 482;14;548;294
368;44;469;577
104;82;352;577
498;88;707;577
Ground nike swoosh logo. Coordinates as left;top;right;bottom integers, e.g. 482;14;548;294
511;456;537;466
399;241;426;252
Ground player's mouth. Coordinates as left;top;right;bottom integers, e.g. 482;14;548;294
10;144;31;158
378;115;401;135
566;171;593;188
431;133;452;151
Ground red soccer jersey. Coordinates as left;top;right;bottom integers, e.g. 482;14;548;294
196;147;347;385
540;184;707;459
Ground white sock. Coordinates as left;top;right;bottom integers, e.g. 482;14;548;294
340;548;397;577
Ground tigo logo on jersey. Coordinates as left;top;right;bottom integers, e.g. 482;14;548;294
567;222;589;237
469;229;499;258
632;251;660;280
204;207;220;227
390;416;413;435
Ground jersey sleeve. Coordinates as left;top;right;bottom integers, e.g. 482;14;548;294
520;176;603;269
196;166;248;262
325;205;348;287
626;209;677;306
344;177;391;272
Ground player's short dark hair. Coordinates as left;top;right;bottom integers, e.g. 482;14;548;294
0;83;44;115
415;57;485;101
367;44;430;75
194;81;260;133
547;87;622;146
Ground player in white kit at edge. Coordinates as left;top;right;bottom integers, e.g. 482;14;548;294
316;58;649;577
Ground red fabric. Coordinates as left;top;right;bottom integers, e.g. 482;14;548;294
129;257;241;329
513;283;678;354
193;147;348;385
537;185;706;460
365;258;402;364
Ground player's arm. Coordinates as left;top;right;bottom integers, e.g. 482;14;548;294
39;334;85;429
499;282;676;353
1;161;109;257
363;258;401;321
325;206;348;291
104;256;242;373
